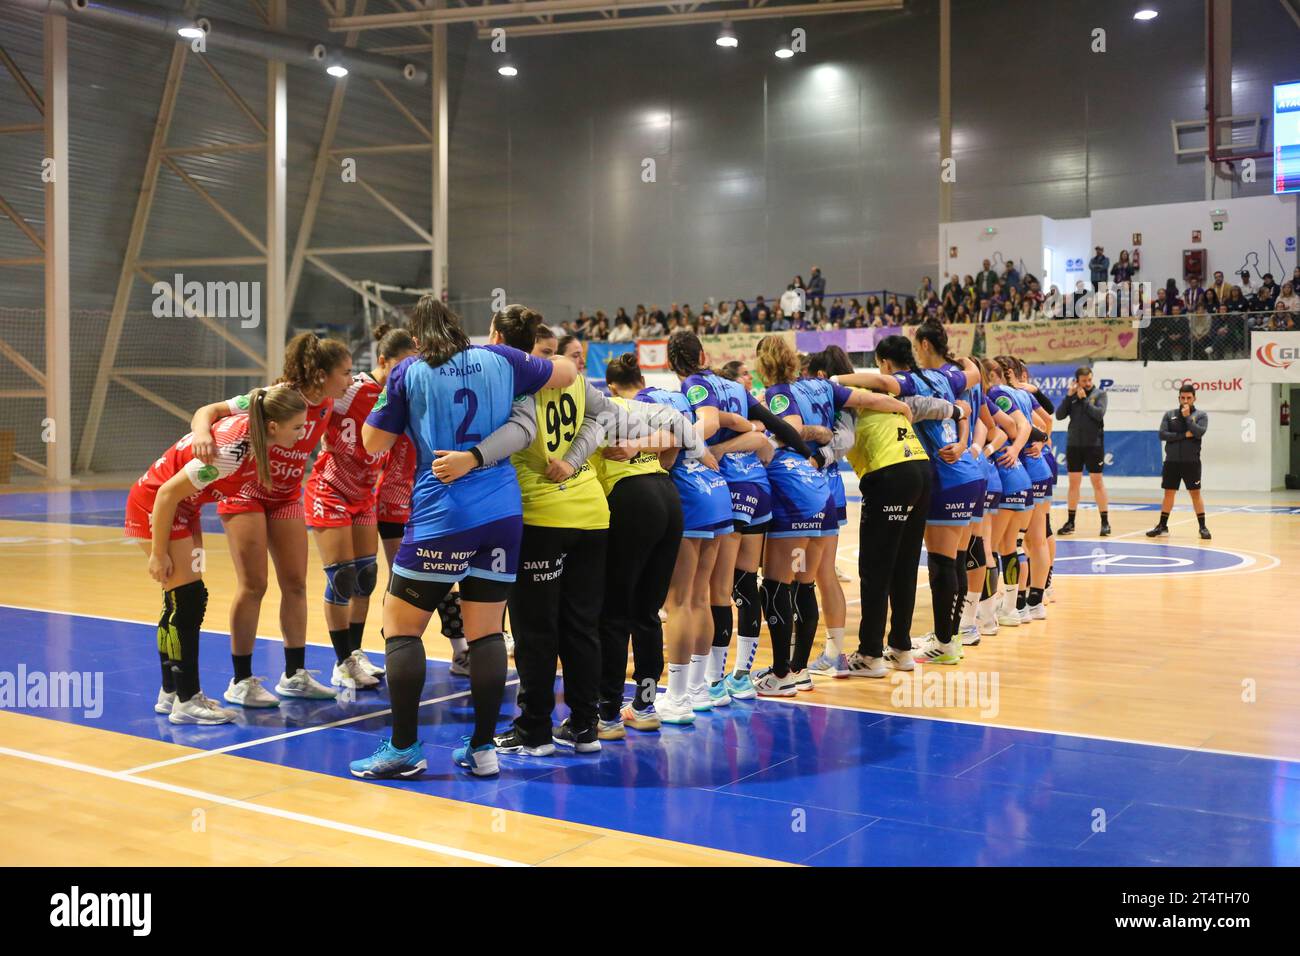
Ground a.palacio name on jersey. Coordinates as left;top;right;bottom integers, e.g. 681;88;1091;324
437;361;483;377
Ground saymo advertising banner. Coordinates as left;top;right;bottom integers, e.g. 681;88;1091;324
1141;360;1251;411
1251;332;1300;383
1022;363;1087;409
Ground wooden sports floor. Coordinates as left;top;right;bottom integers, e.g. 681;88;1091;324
2;483;1298;866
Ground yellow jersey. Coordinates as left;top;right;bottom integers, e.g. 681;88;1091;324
590;396;666;495
511;377;610;530
846;409;928;478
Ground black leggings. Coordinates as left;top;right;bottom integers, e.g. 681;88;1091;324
856;460;932;658
508;523;608;741
598;473;684;718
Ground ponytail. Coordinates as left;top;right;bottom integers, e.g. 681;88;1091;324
407;294;470;367
491;304;545;353
246;385;307;489
667;329;705;377
374;323;416;362
915;319;959;365
280;332;349;393
876;334;940;393
604;351;645;388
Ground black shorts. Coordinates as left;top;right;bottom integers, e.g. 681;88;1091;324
1161;460;1202;491
1066;444;1105;474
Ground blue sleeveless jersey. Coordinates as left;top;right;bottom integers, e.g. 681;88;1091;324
893;368;982;488
986;385;1034;491
1010;386;1053;483
681;372;768;488
367;346;553;539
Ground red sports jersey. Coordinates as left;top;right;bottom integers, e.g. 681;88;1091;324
306;372;387;506
136;414;257;508
375;434;415;523
219;388;332;502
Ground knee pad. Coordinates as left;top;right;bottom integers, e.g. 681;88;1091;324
353;555;378;597
170;580;208;631
437;588;464;640
324;561;357;605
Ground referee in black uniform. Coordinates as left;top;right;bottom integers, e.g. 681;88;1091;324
1055;366;1111;536
1147;384;1211;540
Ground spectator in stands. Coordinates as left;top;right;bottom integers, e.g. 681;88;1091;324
641;310;665;338
1162;302;1191;360
1278;281;1300;314
590;312;610;341
1257;274;1278;311
976;297;995;323
808;266;826;308
1184;276;1205;312
917;276;935;303
754;294;767;315
608;315;634;343
1002;259;1021;293
1162;279;1182;311
1016;298;1035;322
1189;303;1213;357
1207;303;1241;359
973;259;996;298
941;274;962;306
1111;249;1136;285
1089;246;1110;290
1237;271;1257;305
732;298;751;329
770;307;791;331
1225;285;1248;313
1209;270;1229;303
754;305;771;331
779;283;805;323
829;297;845;324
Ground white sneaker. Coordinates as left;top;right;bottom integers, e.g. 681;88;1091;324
912;636;963;665
808;650;850;678
790;668;814;692
449;649;470;677
656;693;696;725
689;683;714;712
170;693;236;725
1027;602;1047;621
883;647;914;671
224;675;280;708
836;565;852;583
351;648;384;678
976;607;1000;636
1045;586;1056;604
155;688;176;714
751;667;797;698
332;655;379;690
1018;606;1032;624
996;607;1021;627
959;623;981;647
277;669;337;700
845;652;887;678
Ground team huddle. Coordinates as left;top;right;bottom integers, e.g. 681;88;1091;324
127;295;1062;779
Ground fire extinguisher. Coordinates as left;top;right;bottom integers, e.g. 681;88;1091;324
1282;400;1291;427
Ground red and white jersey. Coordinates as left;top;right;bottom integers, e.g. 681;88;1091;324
306;372;388;505
375;434;415;521
134;414;257;511
223;388;332;500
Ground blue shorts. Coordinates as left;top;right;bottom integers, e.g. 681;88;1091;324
395;514;522;583
928;478;983;526
1047;448;1060;481
674;460;735;540
766;449;830;539
981;457;1002;512
1000;487;1030;511
728;480;772;526
812;491;841;537
828;469;848;528
969;477;989;522
1030;478;1052;504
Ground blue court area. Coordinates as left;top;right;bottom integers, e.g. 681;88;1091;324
3;603;1299;866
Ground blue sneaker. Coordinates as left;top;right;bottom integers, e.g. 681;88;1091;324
708;679;732;707
453;736;500;777
349;738;427;779
724;671;757;701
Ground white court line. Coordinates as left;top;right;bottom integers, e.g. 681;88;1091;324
5;604;1298;767
0;745;526;867
119;682;518;776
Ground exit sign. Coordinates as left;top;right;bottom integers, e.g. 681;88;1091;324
1213;221;1223;231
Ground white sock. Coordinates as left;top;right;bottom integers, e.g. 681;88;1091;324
449;637;468;654
707;646;727;683
735;635;759;675
961;591;980;628
688;654;708;692
825;627;844;656
667;662;689;699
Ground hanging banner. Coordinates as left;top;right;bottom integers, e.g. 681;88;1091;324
698;331;795;368
982;318;1139;361
637;339;669;369
1141;359;1251;411
585;341;635;378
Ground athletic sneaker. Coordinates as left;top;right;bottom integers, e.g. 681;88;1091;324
169;693;236;725
836;565;852;582
224;675;280;708
751;667;797;698
1057;519;1075;535
708;679;732;707
277;669;336;700
597;718;626;741
912;636;962;665
808;650;851;678
449;649;470;677
790;668;814;692
1017;606;1032;624
1099;520;1112;536
996;607;1022;627
844;652;887;678
453;736;499;777
883;647;914;671
1045;586;1056;604
1145;524;1170;538
1027;602;1047;621
351;648;384;678
621;703;661;731
976;607;1000;636
154;688;176;714
724;671;758;700
1199;526;1212;540
553;718;601;753
656;693;696;725
493;726;556;756
350;738;427;779
689;684;714;712
959;623;981;646
331;655;379;690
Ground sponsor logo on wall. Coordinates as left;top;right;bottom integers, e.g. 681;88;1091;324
1141;360;1251;411
1250;332;1300;383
